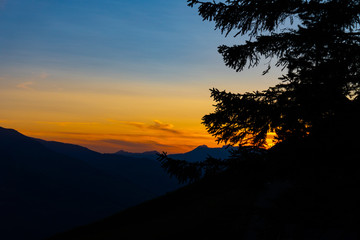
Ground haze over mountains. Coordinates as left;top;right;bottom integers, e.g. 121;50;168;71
115;144;235;162
0;126;234;240
168;144;235;162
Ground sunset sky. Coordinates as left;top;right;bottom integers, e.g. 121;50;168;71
0;0;281;153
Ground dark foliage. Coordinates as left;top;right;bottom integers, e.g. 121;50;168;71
187;0;360;147
157;146;266;183
49;139;358;239
159;1;360;183
158;152;227;183
151;1;359;237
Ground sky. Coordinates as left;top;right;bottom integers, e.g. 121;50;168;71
0;0;281;153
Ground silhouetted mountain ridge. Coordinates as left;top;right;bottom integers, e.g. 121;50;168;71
114;150;160;160
113;145;237;162
37;138;181;196
168;144;236;162
0;126;180;240
47;137;358;240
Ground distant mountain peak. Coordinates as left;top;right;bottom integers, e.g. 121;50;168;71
196;145;209;149
168;145;233;162
0;126;22;135
114;150;160;160
115;150;129;154
115;150;159;155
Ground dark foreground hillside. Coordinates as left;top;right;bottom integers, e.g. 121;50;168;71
48;169;261;239
48;138;358;240
0;127;182;240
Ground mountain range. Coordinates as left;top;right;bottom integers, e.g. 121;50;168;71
115;144;235;162
0;126;234;240
168;144;236;162
46;132;358;240
2;126;356;240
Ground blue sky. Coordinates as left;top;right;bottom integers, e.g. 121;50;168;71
1;0;231;78
0;0;281;153
0;0;281;87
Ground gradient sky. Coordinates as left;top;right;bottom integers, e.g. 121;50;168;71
0;0;281;153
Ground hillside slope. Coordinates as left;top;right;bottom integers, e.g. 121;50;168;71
168;145;235;162
0;127;167;240
37;139;180;195
48;170;262;240
48;139;358;240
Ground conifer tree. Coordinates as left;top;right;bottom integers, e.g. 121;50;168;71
188;0;360;147
160;0;360;182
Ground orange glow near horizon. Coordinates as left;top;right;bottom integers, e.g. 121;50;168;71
0;72;281;154
0;0;283;155
12;120;220;154
0;74;280;154
0;76;224;154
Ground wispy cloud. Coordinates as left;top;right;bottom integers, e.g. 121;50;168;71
54;132;150;138
0;119;9;124
36;121;99;127
39;72;49;80
101;139;195;153
16;81;35;90
18;128;215;154
148;120;181;134
14;72;50;90
116;120;182;134
117;121;147;129
51;131;211;141
103;139;173;149
25;119;215;153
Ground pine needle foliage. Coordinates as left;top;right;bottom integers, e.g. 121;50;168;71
159;0;360;183
187;0;360;147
